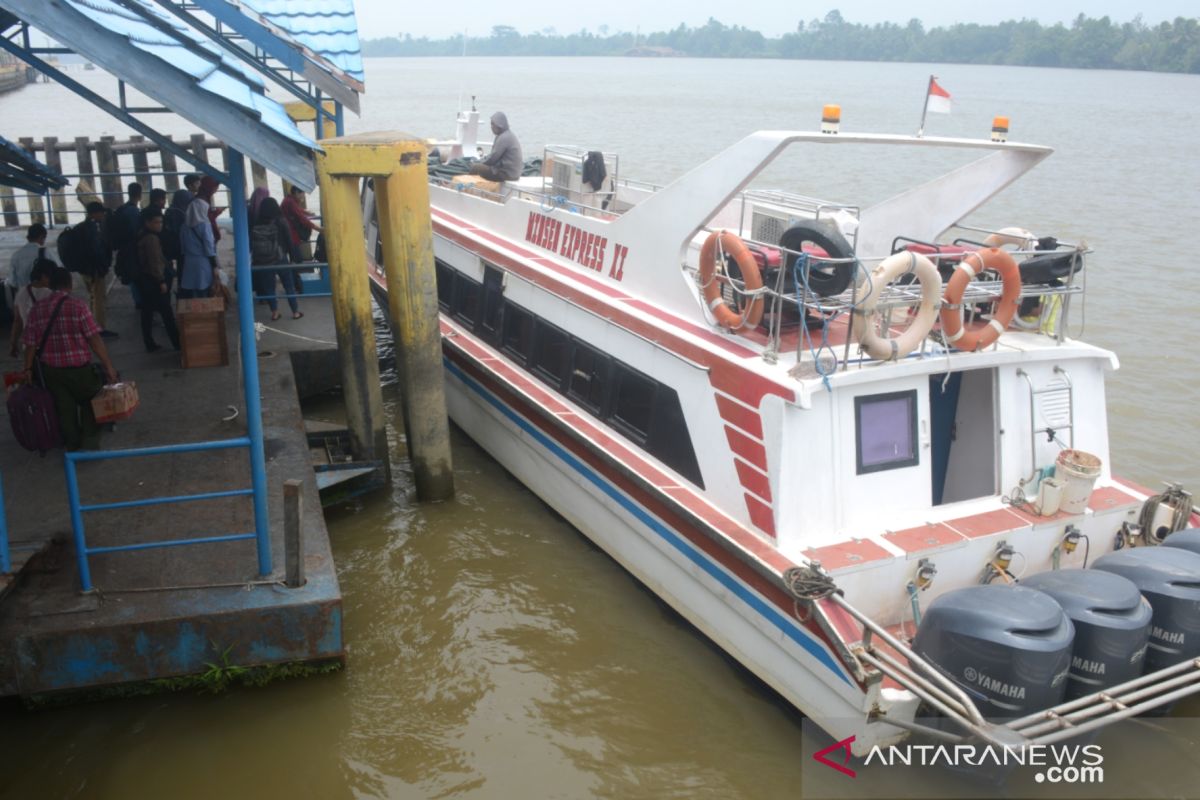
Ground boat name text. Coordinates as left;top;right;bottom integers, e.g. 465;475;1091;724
525;211;628;281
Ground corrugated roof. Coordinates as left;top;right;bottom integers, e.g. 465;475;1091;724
229;0;364;86
2;0;317;188
0;136;68;193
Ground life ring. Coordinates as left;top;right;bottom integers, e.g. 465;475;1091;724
779;221;856;297
939;247;1021;351
698;230;764;332
984;227;1036;250
850;252;942;361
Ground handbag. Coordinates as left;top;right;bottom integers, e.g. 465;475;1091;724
8;295;68;453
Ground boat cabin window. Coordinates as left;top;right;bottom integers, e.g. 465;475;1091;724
501;305;534;363
855;390;918;475
567;340;610;415
435;260;454;311
611;365;656;440
480;266;505;342
532;320;571;387
453;274;482;326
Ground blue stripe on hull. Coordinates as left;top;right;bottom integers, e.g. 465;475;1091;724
444;356;852;687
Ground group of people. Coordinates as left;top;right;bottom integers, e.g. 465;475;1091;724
3;172;321;450
248;184;321;321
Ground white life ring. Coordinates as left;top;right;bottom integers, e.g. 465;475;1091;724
984;227;1036;250
850;252;942;361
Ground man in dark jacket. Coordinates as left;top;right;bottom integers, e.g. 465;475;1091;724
111;183;143;288
469;111;523;182
81;201;117;338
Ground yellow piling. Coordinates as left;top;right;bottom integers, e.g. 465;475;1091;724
375;150;455;500
314;154;388;465
318;132;455;501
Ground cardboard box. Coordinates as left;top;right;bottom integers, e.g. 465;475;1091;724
92;381;139;423
179;310;229;368
177;296;226;314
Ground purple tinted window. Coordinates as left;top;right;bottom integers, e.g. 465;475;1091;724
857;392;917;473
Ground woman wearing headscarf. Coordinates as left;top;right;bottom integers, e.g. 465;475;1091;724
198;175;223;243
178;183;217;298
247;187;272;300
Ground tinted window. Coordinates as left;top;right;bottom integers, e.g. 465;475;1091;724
855;390;919;474
647;385;704;488
435;260;454;310
481;266;504;342
567;340;610;415
610;364;656;441
454;274;481;326
502;304;534;364
531;320;571;388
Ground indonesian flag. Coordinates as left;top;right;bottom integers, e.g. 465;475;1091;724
926;77;952;114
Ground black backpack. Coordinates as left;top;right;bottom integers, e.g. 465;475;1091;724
56;225;88;273
250;223;283;266
162;206;184;261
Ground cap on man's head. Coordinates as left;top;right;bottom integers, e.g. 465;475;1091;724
26;222;46;241
86;201;105;215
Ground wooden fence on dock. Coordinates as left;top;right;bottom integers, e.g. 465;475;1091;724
1;134;274;228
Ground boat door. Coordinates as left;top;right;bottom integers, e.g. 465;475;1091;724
930;369;998;505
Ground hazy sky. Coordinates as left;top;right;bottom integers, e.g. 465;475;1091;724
353;1;1194;40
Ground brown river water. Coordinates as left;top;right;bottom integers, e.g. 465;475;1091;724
0;58;1198;798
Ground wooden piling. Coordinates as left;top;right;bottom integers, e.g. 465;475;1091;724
95;135;121;209
189;133;208;164
161;135;180;192
74;136;95;187
0;186;17;228
41;136;68;225
19;138;45;224
315;155;388;466
375;150;455;501
283;479;304;588
130;135;152;201
251;160;268;190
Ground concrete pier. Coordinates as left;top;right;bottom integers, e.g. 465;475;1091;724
0;230;344;698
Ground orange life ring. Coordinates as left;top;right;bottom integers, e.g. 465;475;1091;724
698;230;764;332
939;247;1021;351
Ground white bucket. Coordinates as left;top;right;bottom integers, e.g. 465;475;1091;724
1056;449;1102;514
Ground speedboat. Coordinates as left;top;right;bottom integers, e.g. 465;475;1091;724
362;114;1200;754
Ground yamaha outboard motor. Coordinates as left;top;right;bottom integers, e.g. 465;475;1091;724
1161;528;1200;556
1093;548;1200;674
913;585;1074;718
1022;569;1152;699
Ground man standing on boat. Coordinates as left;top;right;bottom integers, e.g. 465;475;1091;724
469;111;523;182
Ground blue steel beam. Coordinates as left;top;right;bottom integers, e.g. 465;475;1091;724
0;37;224;183
228;152;273;578
143;0;323;113
80;488;255;513
65;437;250;462
188;0;360;114
0;474;9;575
87;533;256;555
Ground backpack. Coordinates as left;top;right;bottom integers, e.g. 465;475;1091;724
162;206;184;261
250;223;283;266
56;225;88;273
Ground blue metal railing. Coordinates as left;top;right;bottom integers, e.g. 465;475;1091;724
64;437;264;592
0;473;10;575
250;261;331;300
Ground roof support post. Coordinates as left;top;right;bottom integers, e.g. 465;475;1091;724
315;154;389;470
227;151;273;577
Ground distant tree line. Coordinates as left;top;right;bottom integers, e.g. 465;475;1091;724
362;12;1200;73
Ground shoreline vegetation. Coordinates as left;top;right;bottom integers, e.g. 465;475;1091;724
362;11;1200;74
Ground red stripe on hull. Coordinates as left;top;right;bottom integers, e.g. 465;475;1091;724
724;425;768;472
734;458;773;504
715;393;764;439
744;493;777;539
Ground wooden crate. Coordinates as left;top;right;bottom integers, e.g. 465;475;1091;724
179;310;228;368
